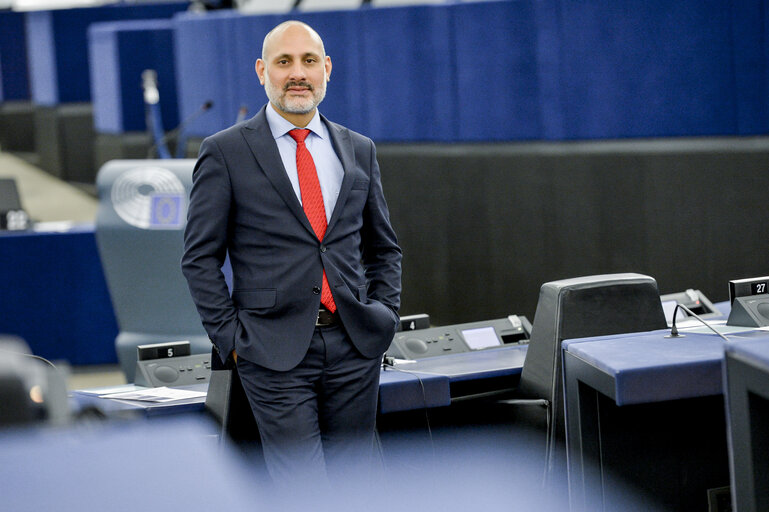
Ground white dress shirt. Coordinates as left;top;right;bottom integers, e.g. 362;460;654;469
265;103;345;224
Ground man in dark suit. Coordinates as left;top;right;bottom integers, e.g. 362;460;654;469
181;20;402;486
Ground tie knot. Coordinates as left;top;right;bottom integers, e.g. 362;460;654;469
289;128;311;144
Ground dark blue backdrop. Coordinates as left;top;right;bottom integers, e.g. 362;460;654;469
168;0;769;142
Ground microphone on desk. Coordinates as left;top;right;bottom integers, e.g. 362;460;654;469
666;303;731;342
147;100;214;159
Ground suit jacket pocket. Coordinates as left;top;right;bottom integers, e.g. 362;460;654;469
232;288;277;310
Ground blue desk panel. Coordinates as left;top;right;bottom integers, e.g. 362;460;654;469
0;226;118;364
563;330;726;405
724;335;769;512
379;369;450;413
727;332;769;366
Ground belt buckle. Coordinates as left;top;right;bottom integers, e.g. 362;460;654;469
316;307;334;327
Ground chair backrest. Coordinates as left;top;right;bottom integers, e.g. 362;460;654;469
95;159;213;381
519;273;667;435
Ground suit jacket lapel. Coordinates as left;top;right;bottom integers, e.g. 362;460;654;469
241;106;315;236
323;115;356;235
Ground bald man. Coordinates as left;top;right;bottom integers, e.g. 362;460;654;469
182;21;402;486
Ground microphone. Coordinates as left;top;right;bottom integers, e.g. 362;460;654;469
665;303;731;342
141;69;160;105
143;69;171;158
235;104;248;124
147;100;213;159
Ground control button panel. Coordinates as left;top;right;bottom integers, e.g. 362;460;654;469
386;316;531;360
134;354;211;387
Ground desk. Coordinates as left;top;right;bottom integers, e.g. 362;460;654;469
0;225;118;364
563;326;768;511
724;336;769;512
0;416;264;512
73;345;528;417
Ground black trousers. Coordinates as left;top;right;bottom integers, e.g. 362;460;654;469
236;323;382;488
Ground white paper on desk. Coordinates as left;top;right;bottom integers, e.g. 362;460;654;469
99;387;207;403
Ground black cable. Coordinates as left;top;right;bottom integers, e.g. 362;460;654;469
381;360;435;456
0;347;57;369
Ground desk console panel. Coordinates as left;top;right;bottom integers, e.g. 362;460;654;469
134;354;211;387
386;316;531;360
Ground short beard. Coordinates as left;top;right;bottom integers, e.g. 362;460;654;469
264;70;327;115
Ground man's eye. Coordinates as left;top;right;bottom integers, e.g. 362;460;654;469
277;59;289;65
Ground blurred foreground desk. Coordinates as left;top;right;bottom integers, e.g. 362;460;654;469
563;326;769;512
724;335;769;512
0;417;261;512
0;224;118;364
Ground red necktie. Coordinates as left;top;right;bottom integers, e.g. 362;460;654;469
289;129;336;313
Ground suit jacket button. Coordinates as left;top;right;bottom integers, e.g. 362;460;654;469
312;286;321;294
320;245;327;253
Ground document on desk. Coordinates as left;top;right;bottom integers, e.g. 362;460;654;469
99;387;207;403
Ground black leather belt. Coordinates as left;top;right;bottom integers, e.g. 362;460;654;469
316;307;339;327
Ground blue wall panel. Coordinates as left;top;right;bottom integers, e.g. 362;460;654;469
221;13;278;127
170;0;769;142
557;0;743;139
291;9;367;135
27;2;188;106
89;19;179;134
730;0;769;134
453;0;554;141
89;22;122;131
26;11;57;106
360;5;456;141
176;10;368;139
173;10;240;139
0;11;30;102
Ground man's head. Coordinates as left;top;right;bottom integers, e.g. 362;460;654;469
256;21;332;126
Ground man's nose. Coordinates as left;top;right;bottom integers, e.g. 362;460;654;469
288;62;307;81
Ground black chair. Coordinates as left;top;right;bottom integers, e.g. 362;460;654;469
500;273;668;485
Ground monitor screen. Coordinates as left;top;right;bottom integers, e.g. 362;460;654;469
461;326;501;350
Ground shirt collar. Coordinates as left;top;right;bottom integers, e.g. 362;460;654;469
265;103;325;140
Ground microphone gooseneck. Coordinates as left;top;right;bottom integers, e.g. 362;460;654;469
666;303;731;342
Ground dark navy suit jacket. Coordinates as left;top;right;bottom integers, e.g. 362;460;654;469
182;105;402;371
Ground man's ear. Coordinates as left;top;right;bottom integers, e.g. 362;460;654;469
255;59;265;85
